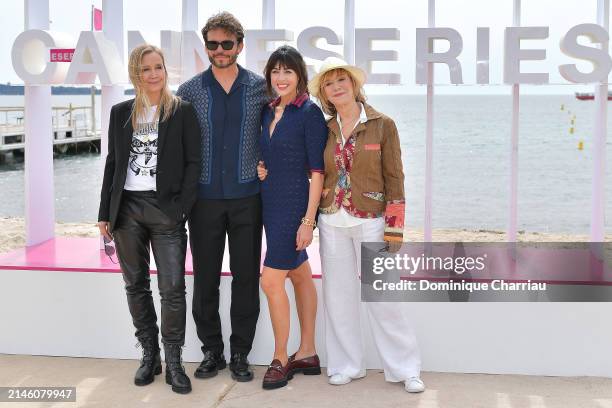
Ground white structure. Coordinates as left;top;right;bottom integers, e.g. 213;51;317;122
14;3;612;248
591;0;609;242
100;0;125;168
344;0;355;64
23;0;54;246
3;0;612;380
424;0;435;242
508;0;521;242
1;264;611;377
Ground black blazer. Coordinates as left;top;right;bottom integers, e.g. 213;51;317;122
98;98;201;232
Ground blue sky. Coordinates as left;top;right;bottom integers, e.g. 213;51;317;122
1;0;606;94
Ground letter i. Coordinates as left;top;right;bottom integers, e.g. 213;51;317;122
477;27;490;84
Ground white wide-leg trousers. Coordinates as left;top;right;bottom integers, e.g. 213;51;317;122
318;216;421;382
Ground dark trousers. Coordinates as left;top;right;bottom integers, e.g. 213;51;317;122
189;194;263;355
113;190;187;345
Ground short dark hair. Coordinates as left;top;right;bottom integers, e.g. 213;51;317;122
201;11;244;43
263;45;309;97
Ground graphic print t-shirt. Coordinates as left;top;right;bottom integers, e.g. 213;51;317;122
124;106;159;191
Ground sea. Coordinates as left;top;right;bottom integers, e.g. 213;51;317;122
1;93;611;234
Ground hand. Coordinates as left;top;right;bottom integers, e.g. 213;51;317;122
257;161;268;181
97;221;112;241
385;240;403;253
296;223;314;251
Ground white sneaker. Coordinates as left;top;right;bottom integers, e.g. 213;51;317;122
329;370;366;385
405;377;425;393
329;373;352;385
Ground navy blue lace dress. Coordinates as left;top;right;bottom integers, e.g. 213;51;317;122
259;95;328;270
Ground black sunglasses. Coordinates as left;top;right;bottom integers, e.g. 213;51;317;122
205;40;236;51
103;235;118;264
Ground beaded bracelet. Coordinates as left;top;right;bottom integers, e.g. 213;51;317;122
301;217;316;228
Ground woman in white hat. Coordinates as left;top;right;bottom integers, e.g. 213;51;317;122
308;57;425;393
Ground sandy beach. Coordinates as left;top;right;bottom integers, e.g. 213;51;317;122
1;216;610;254
0;217;99;253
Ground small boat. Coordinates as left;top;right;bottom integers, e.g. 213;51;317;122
575;92;612;100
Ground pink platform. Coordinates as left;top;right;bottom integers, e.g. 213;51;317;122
0;237;323;278
0;238;610;285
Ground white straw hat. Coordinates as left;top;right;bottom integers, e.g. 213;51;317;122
308;56;366;98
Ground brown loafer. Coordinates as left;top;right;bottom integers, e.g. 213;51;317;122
262;359;291;390
288;353;321;376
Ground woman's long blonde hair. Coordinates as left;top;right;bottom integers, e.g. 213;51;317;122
127;44;178;129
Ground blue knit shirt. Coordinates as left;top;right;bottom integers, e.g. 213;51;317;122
177;65;268;199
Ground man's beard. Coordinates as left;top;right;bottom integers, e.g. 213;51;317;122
208;53;238;68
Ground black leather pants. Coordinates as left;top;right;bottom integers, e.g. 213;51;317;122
113;190;187;345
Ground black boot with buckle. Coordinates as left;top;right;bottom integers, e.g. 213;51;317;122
134;337;162;386
164;344;192;394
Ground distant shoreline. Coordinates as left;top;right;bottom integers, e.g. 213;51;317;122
0;83;135;96
0;84;587;97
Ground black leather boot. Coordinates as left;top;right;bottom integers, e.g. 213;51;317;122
194;350;226;379
164;344;192;394
134;337;162;386
229;352;254;382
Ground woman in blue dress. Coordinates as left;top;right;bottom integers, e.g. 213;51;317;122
257;45;328;390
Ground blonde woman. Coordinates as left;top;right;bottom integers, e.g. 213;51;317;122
308;57;425;393
97;44;200;394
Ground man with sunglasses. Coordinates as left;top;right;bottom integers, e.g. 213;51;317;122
177;11;268;383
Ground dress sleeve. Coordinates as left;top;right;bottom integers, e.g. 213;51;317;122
304;103;328;174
